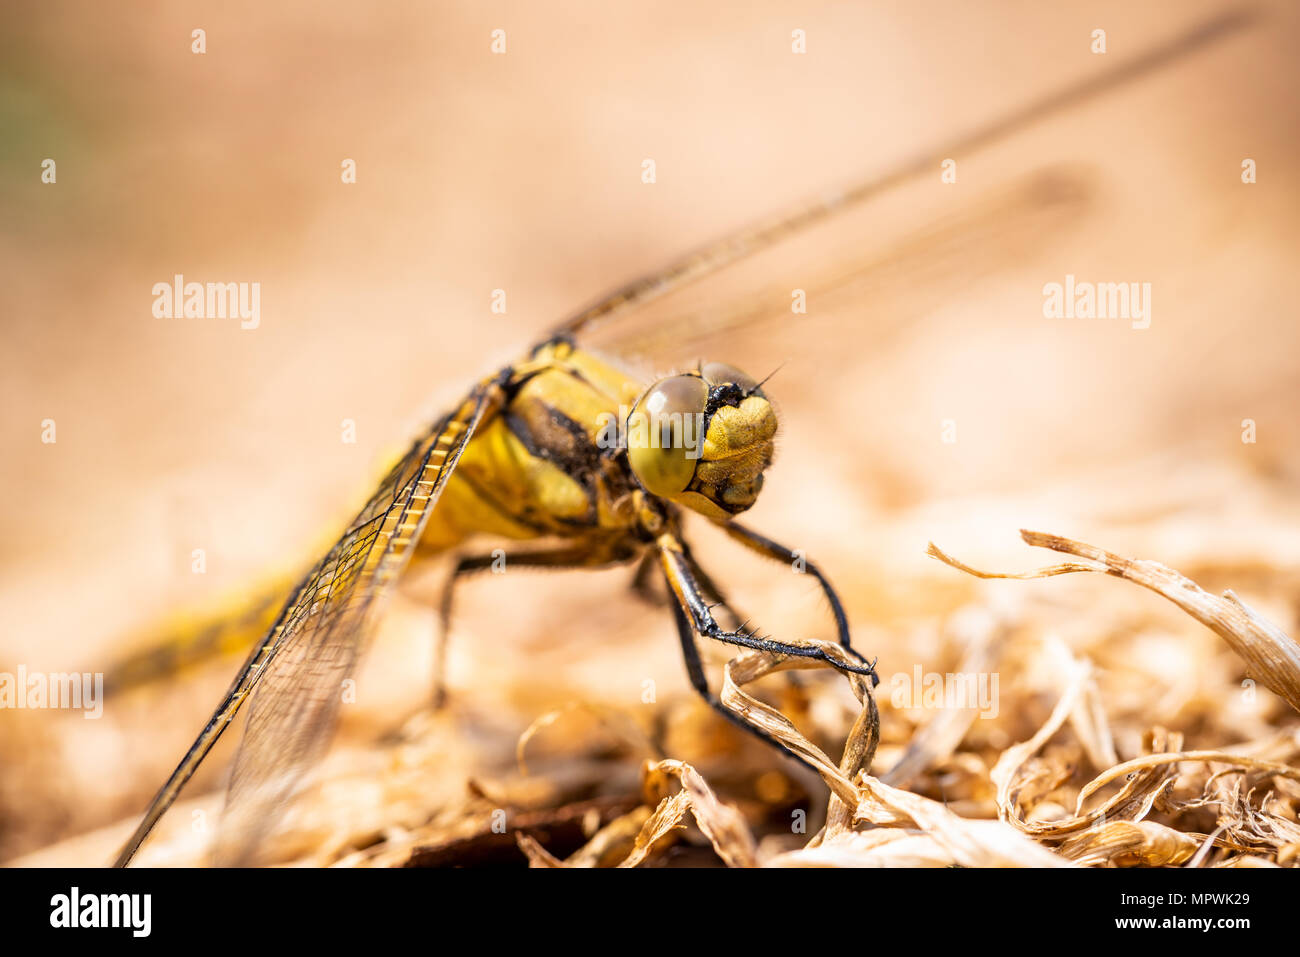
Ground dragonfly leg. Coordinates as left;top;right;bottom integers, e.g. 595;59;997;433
435;544;637;707
631;543;748;634
680;544;812;694
659;542;878;682
628;549;662;605
713;520;877;682
668;598;822;776
434;553;491;709
677;541;750;633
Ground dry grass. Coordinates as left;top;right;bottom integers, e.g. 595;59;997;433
440;531;1299;868
497;535;1299;868
481;531;1298;868
19;528;1292;870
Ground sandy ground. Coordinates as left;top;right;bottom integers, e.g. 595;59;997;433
1;1;1298;865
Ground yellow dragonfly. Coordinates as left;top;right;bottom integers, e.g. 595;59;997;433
110;11;1247;867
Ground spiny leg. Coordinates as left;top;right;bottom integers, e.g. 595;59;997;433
669;598;818;775
636;539;814;697
633;540;747;633
628;549;663;606
716;520;877;683
634;540;748;639
434;553;489;709
678;539;748;633
434;543;633;707
676;543;814;695
659;542;878;678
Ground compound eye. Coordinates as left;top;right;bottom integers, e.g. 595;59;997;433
701;361;761;396
627;374;709;498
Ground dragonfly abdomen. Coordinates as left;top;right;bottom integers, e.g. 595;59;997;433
102;577;293;694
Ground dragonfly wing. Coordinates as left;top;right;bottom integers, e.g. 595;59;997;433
542;10;1247;360
572;165;1097;374
113;382;500;867
214;383;501;865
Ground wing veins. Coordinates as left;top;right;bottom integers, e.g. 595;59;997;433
112;384;497;867
544;9;1253;348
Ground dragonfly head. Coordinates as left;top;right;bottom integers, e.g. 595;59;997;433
626;362;776;521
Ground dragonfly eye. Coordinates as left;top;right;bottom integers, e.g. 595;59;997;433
627;363;777;520
626;374;709;498
701;362;762;396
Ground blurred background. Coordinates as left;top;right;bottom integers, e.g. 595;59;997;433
1;1;1298;865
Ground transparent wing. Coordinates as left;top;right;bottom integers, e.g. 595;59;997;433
574;165;1097;377
542;9;1249;364
113;382;499;867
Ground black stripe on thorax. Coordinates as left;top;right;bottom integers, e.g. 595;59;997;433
505;404;602;485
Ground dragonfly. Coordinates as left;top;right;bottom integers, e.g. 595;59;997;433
110;10;1249;867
